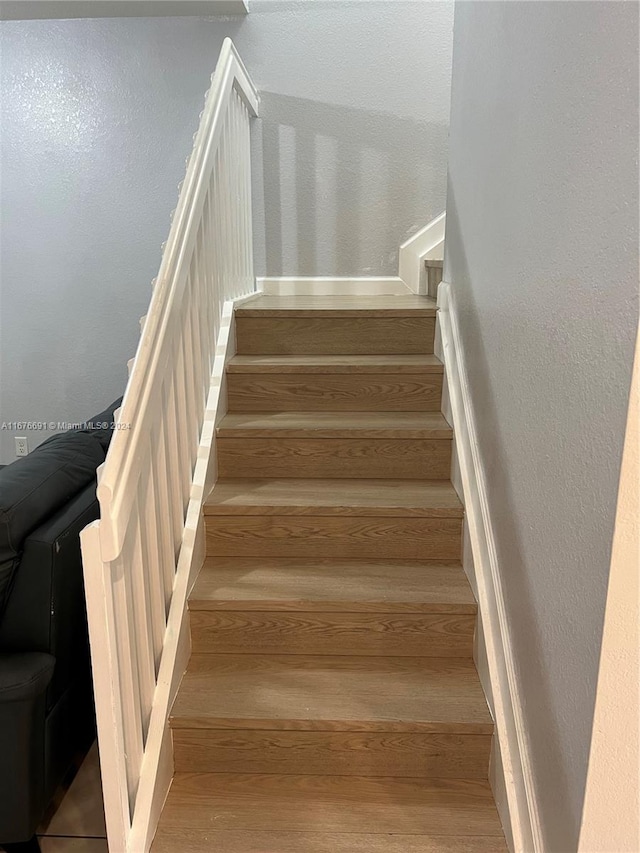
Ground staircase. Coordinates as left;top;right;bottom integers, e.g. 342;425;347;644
151;294;507;851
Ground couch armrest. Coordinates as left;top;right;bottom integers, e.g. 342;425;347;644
0;483;99;710
0;653;54;844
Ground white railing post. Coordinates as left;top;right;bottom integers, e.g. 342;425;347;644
81;38;259;853
80;521;131;851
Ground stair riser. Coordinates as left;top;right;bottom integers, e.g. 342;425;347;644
191;558;477;615
226;374;443;412
206;516;462;561
172;730;491;779
189;611;475;657
235;317;435;355
216;438;452;479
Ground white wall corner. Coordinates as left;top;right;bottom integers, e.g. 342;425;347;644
436;279;543;853
398;212;446;294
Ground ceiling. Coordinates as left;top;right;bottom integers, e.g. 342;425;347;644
0;0;249;19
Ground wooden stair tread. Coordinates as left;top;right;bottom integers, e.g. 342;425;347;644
237;294;437;317
217;411;453;439
227;354;443;373
171;654;493;732
204;478;463;517
190;558;475;613
153;827;507;853
153;774;504;840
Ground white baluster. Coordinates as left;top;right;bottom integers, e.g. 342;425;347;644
200;213;215;380
192;229;210;399
162;375;185;550
153;415;179;607
218;116;229;302
232;92;241;295
180;281;199;469
211;149;223;337
139;452;169;668
243;102;253;291
127;490;157;737
171;336;193;511
187;262;201;417
112;540;145;808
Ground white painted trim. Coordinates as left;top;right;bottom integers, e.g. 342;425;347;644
257;276;413;297
437;280;543;853
490;732;517;853
398;212;446;294
0;0;249;20
437;325;515;851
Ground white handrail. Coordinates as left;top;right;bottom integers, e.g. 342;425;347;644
80;39;258;853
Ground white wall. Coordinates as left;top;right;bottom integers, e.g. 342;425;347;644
0;2;454;463
444;2;639;850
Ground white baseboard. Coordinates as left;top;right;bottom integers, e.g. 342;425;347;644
437;280;542;853
398;212;446;294
257;276;412;296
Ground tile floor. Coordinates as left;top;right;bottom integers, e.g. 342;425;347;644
37;743;107;853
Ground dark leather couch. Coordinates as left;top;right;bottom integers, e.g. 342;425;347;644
0;401;120;852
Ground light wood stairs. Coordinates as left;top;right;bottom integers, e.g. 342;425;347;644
152;295;507;852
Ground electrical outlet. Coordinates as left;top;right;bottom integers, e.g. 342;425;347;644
15;436;29;457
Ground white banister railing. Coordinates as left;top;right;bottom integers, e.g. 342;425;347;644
80;39;258;853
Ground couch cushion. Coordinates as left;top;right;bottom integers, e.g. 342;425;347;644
0;652;55;704
0;431;105;619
